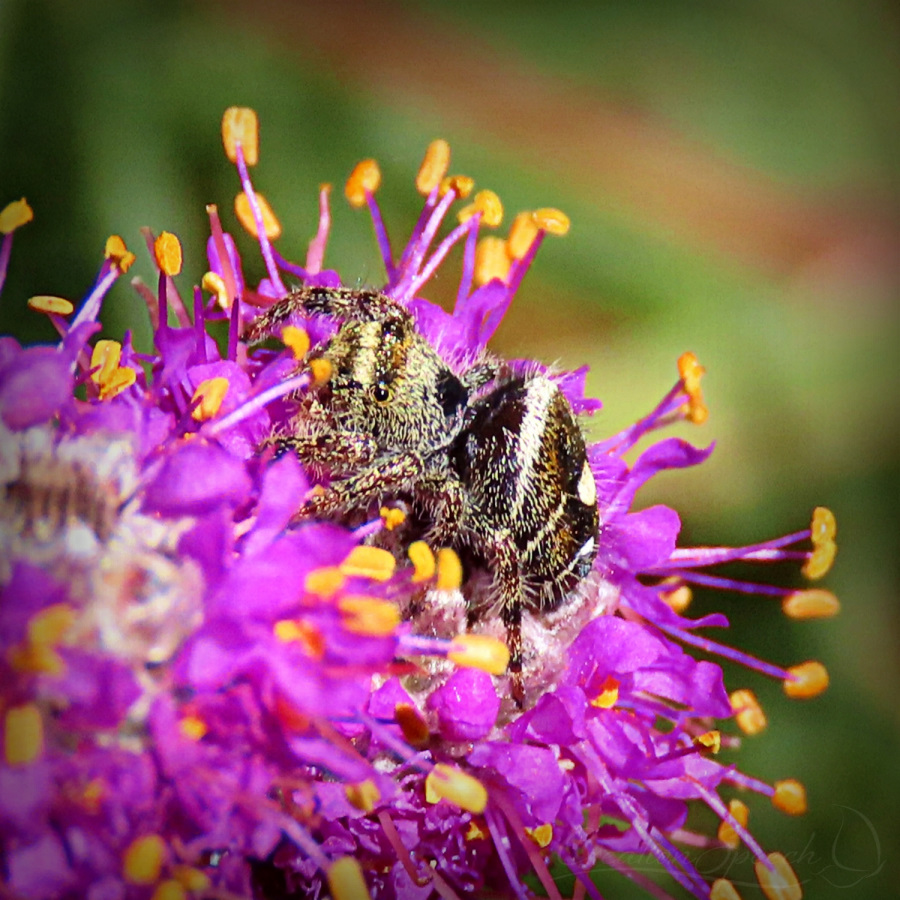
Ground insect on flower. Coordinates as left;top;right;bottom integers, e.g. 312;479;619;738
248;285;600;703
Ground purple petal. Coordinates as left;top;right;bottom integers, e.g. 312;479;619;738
142;441;252;516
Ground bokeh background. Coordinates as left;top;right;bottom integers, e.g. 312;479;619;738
1;1;897;897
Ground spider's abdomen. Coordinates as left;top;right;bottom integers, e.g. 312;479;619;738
449;375;599;610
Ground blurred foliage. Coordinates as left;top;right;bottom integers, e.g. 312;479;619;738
1;1;898;897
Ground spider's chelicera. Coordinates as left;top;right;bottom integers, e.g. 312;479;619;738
249;286;599;701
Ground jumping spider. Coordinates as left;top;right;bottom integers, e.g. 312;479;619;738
248;286;599;703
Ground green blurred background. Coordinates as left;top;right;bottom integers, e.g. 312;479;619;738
1;1;897;897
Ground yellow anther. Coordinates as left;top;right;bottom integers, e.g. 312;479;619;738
695;730;721;753
190;377;229;422
525;824;553;848
104;234;136;273
439;174;475;199
178;715;207;742
447;634;510;675
309;357;332;385
78;778;105;814
4;704;44;766
755;852;801;900
810;506;836;544
507;211;540;260
235;191;282;240
465;820;488;841
425;764;488;813
304;566;346;598
380;506;406;530
91;339;121;382
711;878;743;900
340;546;396;582
273;695;310;733
717;798;749;849
28;603;76;645
783;661;829;699
338;596;400;636
408;540;436;582
416;139;451;195
273;619;325;659
458;190;504;228
395;702;430;747
590;675;620;709
172;865;211;892
154;231;183;276
202;271;229;310
327;857;372;900
345;159;381;208
281;325;310;360
804;509;837;581
473;236;511;287
677;351;708;424
345;779;381;812
773;779;807;816
90;340;137;400
659;582;692;613
802;540;836;580
436;547;463;591
221;106;259;167
122;834;167;885
27;295;74;316
0;198;34;234
532;207;570;236
8;641;64;676
151;880;187;900
730;689;767;735
782;589;840;620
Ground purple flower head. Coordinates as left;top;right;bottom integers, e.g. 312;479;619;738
0;115;838;900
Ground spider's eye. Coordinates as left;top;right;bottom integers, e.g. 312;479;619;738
373;381;391;403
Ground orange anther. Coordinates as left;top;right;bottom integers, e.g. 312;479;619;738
458;190;504;228
235;191;282;240
436;547;463;591
784;661;829;698
281;325;310;360
717;798;749;849
473;236;511;286
408;540;436;582
104;234;136;273
416;139;451;194
773;779;807;815
439;174;475;199
507;211;539;260
221;106;259;166
345;159;381;208
730;688;767;735
395;702;430;747
782;589;840;619
532;207;570;235
754;852;801;900
154;231;183;276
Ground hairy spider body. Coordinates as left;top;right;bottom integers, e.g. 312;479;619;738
250;286;600;701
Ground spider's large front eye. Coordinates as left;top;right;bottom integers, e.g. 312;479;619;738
373;380;392;403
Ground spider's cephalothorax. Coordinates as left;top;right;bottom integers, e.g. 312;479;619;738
249;286;600;702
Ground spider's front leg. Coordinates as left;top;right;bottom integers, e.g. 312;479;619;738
292;451;426;524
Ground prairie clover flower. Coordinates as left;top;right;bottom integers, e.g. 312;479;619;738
0;108;838;900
